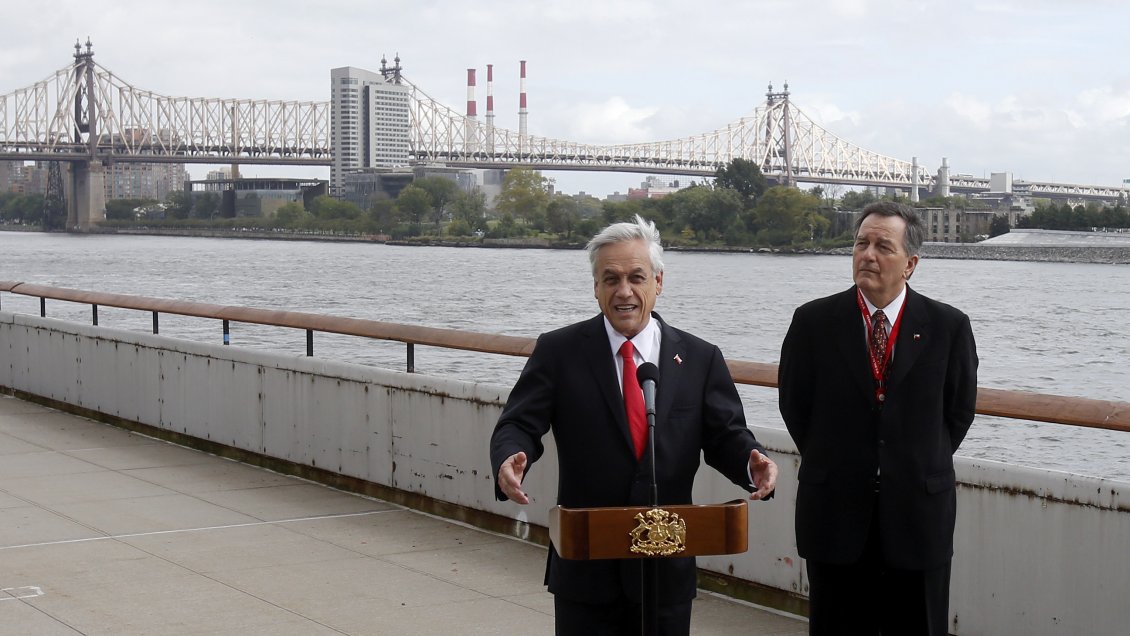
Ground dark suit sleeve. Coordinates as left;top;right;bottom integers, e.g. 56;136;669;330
699;343;765;490
778;305;813;454
489;334;554;501
944;311;978;452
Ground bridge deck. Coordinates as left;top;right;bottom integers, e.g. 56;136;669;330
0;395;805;635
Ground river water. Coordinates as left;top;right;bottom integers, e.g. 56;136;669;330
2;232;1128;482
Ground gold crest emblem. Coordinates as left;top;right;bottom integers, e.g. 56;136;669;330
629;508;687;556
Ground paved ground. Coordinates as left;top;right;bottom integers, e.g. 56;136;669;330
0;394;807;635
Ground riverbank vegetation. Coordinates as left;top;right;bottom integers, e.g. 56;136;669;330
6;161;1129;247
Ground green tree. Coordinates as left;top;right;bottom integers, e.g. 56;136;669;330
192;192;220;220
105;198;157;221
413;176;460;232
494;168;550;229
367;198;399;234
546;196;582;238
396;185;433;235
669;186;742;242
600;199;650;226
166;190;193;220
989;214;1010;238
1;193;45;225
713;158;768;207
449;189;487;233
274;202;307;226
840;189;877;210
309;195;361;221
755;186;821;245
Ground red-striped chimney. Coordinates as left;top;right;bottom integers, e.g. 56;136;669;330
519;60;528;144
466;68;478;118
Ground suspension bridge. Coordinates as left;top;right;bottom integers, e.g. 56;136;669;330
2;41;1126;230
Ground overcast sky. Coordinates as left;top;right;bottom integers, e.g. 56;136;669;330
2;0;1128;196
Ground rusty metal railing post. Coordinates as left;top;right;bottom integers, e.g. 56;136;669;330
407;343;415;373
92;304;98;326
306;329;313;356
152;312;158;334
40;297;46;317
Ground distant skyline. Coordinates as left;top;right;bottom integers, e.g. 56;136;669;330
2;0;1128;197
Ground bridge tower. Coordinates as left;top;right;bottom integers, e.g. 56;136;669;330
765;82;794;187
66;39;106;231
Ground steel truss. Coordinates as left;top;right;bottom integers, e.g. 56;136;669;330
0;49;328;162
407;79;932;188
2;48;1127;202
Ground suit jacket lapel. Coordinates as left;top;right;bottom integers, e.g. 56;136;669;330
886;285;928;390
835;287;876;399
580;314;635;452
655;315;683;426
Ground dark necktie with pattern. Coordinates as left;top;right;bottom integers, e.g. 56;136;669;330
871;310;889;380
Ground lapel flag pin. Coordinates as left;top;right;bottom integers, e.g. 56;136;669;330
913;333;921;340
673;354;683;365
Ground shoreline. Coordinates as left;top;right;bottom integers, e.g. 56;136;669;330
5;226;1130;264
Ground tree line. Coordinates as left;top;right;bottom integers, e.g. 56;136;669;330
9;161;1130;247
1018;200;1130;231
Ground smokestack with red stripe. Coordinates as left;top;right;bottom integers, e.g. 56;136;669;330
466;68;478;154
519;60;528;152
486;64;495;152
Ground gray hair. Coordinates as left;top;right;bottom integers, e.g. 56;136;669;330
855;201;926;256
585;214;665;276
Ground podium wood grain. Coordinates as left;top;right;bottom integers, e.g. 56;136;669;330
548;499;748;560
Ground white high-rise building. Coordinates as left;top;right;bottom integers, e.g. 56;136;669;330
330;62;411;198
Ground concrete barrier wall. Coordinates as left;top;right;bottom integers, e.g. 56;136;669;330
1;311;1126;636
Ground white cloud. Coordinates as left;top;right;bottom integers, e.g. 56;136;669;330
944;94;995;129
555;97;659;144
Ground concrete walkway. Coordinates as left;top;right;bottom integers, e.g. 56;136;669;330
0;394;807;635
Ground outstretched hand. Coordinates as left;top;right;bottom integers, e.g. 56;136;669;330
498;451;529;504
748;449;778;501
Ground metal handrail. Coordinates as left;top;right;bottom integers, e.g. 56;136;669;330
2;280;1127;433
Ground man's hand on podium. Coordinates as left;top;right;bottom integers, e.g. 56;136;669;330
498;451;529;504
748;449;778;501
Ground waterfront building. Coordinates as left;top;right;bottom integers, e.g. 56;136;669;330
186;177;327;218
103;162;188;202
341;165;481;211
330;62;411;198
627;175;688;200
917;207;1001;242
98;129;188;202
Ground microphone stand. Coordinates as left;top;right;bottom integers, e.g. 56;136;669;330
636;362;660;636
643;391;659;636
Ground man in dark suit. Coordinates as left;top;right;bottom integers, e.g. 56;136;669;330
778;201;978;635
490;215;778;636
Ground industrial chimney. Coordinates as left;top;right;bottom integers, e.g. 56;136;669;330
466;68;478;154
519;60;528;154
486;64;495;153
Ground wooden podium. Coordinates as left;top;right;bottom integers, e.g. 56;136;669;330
548;499;748;560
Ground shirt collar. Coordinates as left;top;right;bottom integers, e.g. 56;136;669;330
603;314;661;366
860;285;907;327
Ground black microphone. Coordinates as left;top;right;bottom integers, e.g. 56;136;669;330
636;362;660;416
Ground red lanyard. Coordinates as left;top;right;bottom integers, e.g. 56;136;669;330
856;288;903;401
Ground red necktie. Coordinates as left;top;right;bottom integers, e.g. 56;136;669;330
619;340;647;460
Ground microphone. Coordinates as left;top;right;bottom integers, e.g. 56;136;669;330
636;362;660;416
